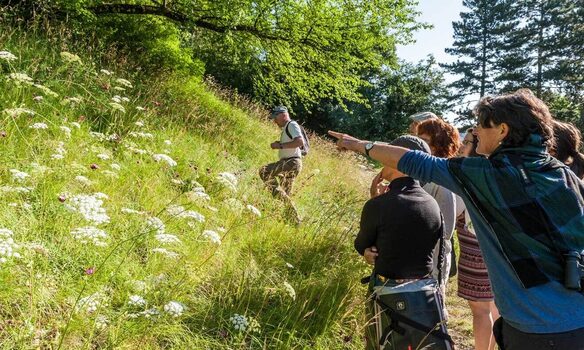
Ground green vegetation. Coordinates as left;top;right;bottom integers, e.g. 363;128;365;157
0;25;376;348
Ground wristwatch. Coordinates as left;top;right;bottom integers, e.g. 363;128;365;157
365;142;376;157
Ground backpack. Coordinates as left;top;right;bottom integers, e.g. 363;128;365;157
285;121;310;156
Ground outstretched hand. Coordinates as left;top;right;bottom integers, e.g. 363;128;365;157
328;130;362;152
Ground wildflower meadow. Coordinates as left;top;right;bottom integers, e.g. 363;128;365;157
0;26;380;349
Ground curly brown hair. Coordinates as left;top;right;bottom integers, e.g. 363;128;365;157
416;118;460;158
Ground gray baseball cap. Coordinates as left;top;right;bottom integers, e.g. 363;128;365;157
270;106;288;119
408;111;437;122
389;135;431;154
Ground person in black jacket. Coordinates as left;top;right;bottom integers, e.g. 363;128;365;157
355;135;442;282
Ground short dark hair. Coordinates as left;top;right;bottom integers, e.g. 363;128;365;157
474;89;554;148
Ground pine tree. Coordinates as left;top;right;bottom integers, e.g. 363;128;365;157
442;0;518;102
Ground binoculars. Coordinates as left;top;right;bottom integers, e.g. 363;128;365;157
564;251;584;291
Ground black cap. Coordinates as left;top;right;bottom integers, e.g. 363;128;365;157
389;135;431;154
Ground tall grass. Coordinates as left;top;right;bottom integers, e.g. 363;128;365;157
0;24;375;349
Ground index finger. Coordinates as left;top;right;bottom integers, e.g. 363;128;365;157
327;130;344;139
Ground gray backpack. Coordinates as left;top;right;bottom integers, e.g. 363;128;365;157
285;121;310;156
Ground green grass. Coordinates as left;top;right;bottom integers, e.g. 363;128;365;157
0;24;477;349
0;25;371;349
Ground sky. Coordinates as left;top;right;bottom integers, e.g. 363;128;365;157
396;0;465;68
395;0;468;122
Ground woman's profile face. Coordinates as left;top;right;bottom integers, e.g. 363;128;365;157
475;122;504;156
459;134;474;157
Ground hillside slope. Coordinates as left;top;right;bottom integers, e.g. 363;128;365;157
0;26;373;349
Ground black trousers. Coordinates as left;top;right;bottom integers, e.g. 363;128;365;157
493;317;584;350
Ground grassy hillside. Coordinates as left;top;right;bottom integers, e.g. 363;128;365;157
0;25;376;349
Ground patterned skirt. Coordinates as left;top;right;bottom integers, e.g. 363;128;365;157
456;213;494;301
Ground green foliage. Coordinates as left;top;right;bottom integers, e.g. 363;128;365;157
316;57;449;141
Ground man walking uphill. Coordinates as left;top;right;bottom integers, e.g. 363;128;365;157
259;106;305;224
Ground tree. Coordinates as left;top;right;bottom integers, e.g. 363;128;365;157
13;0;424;112
442;0;519;107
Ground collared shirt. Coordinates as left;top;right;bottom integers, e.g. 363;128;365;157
279;121;302;159
398;142;584;334
355;176;442;279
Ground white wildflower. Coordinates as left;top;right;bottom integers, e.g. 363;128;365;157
207;205;218;212
70;122;81;129
129;131;154;139
0;228;21;264
0;186;33;194
60;51;82;64
246;204;262;217
116;78;133;88
171;179;185;185
164;301;185;317
63;96;83;105
128;295;147;307
30;122;48;130
76;292;106;313
136;106;146;111
146;217;165;234
151;248;179;259
51;154;64;160
230;314;249;332
129;280;147;293
163;140;172;145
186;190;210;202
283;282;296;300
152;154;177;167
3;107;35;117
75;175;93;186
121;96;130;102
155;233;181;245
111;95;122;103
100;69;113;76
127;146;149;155
102;170;118;178
60;125;72;136
202;230;221;245
71;226;108;247
89;131;106;141
8;73;33;84
216;172;238;192
109;102;126;113
95;315;108;329
113;86;126;92
65;193;110;225
32;83;58;97
0;50;17;61
111;163;121;171
10;169;29;182
166;205;205;223
96;153;110;160
135;121;144;127
33;95;43;102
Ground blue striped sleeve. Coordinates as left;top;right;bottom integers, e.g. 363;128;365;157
397;150;464;196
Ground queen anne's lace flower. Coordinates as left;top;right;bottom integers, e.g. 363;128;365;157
3;108;35;117
116;78;133;88
30;122;48;130
128;295;147;307
151;248;179;259
152;154;177;167
155;233;181;245
164;301;185;317
129;131;154;139
109;102;126;113
100;69;112;76
246;204;262;217
216;172;238;192
0;229;21;263
8;73;33;84
76;292;107;313
75;175;93;186
65;193;110;225
60;126;71;136
283;281;296;300
60;51;82;64
202;230;221;245
230;314;249;331
70;226;108;247
146;217;165;234
10;169;29;182
0;51;17;61
32;83;58;97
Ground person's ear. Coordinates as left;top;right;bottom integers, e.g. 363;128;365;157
499;123;509;142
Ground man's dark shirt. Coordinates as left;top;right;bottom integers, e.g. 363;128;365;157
355;176;442;279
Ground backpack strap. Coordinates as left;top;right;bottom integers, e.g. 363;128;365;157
285;121;293;139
